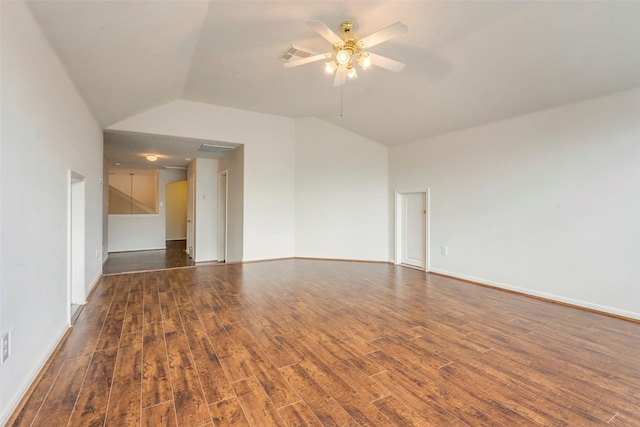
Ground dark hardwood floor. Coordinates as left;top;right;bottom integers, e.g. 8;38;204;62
9;260;640;426
103;240;196;275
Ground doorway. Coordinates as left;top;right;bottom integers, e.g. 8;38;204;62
217;170;228;262
68;171;86;325
187;172;195;259
395;190;429;270
165;180;188;242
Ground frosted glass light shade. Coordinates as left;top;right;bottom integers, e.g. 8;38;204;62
336;50;350;65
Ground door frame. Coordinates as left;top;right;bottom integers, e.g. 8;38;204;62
187;171;196;259
68;170;86;325
217;170;228;262
395;188;430;271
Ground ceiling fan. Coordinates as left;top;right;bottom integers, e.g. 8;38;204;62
282;20;408;86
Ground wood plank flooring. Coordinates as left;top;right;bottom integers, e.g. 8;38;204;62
103;240;195;275
9;259;640;426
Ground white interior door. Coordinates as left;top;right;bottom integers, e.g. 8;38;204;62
400;192;427;269
187;172;195;259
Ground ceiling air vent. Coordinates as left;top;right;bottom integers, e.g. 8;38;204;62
198;144;234;154
280;44;317;62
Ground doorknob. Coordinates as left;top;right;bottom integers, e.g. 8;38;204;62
423;210;427;214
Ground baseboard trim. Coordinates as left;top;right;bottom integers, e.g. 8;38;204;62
87;272;101;300
4;271;107;424
397;263;426;271
86;274;102;301
3;326;71;426
429;268;640;323
107;246;166;253
294;257;391;264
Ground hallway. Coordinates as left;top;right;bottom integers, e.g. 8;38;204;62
103;240;195;275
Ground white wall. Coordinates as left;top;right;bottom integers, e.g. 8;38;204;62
109;100;296;261
295;118;389;261
108;215;164;251
0;1;104;422
390;88;640;319
193;158;219;262
218;146;244;262
108;169;185;252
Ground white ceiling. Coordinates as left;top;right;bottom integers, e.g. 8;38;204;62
27;0;640;149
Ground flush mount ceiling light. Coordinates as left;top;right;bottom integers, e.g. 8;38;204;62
146;155;158;161
282;19;408;86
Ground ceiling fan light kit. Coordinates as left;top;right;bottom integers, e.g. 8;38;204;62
326;21;365;78
283;19;408;86
335;48;351;65
325;61;338;74
358;53;371;70
346;64;357;79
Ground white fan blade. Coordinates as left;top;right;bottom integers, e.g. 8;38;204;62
333;66;347;86
307;20;343;44
283;53;329;68
368;53;405;72
359;22;408;48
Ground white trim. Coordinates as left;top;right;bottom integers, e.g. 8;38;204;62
108;246;166;253
429;268;640;321
107;214;160;218
69;170;84;182
398;263;426;272
67;170;86;326
88;272;101;294
217;170;228;262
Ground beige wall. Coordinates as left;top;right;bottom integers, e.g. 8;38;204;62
166;180;187;240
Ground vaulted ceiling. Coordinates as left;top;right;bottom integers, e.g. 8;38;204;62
26;1;640;147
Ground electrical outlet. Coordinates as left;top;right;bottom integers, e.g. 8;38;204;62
1;332;10;364
441;246;448;256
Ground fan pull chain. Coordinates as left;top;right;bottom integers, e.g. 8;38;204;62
340;80;343;117
340;66;344;117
